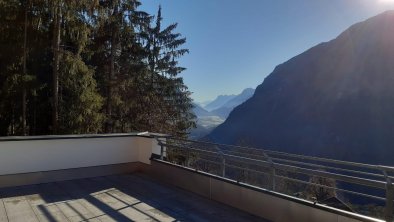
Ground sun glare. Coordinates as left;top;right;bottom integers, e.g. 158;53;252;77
379;0;394;3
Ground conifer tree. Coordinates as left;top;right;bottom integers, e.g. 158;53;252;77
0;0;36;135
0;0;195;137
90;0;149;133
143;6;195;137
57;1;104;133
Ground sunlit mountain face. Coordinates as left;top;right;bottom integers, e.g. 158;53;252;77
208;11;394;165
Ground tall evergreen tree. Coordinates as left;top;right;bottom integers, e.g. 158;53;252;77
143;6;195;137
57;1;104;133
0;0;36;135
90;0;148;133
0;0;195;137
91;0;123;133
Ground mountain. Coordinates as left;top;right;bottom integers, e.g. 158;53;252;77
192;103;212;117
197;100;212;107
204;95;236;111
211;88;255;119
222;88;255;108
208;11;394;165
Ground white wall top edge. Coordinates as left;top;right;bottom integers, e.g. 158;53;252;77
0;132;170;142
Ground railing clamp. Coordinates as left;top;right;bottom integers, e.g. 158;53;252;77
153;136;166;160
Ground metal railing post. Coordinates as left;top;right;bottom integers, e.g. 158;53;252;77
218;150;225;177
160;144;164;160
186;146;190;167
386;183;394;222
271;166;276;191
383;170;394;222
263;151;276;191
222;156;226;177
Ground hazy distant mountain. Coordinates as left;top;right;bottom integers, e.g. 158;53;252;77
208;11;394;165
204;95;236;111
192;103;212;117
197;100;212;107
223;88;255;108
211;88;255;119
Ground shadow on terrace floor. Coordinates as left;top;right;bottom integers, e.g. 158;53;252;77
0;173;268;222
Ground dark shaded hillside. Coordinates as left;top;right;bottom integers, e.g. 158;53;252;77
208;11;394;165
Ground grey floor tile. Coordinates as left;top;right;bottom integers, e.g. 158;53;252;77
0;199;8;222
3;197;39;222
0;174;268;222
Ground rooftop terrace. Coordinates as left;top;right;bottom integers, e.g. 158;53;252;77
0;173;263;222
0;133;391;222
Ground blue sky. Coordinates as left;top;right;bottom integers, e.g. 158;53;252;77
140;0;394;103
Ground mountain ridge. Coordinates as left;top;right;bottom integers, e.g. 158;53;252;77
210;88;255;119
204;94;236;111
208;11;394;165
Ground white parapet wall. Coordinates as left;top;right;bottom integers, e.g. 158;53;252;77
0;133;160;176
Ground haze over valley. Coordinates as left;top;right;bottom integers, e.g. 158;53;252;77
190;88;255;139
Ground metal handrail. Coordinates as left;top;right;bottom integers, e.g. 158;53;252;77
213;152;387;189
173;138;394;173
156;137;394;221
164;142;387;188
221;148;393;180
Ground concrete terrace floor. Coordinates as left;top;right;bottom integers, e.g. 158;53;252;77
0;173;268;222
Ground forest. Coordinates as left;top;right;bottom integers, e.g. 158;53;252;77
0;0;195;137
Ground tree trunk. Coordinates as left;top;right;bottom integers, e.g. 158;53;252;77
105;28;115;133
105;5;118;133
52;1;61;134
22;0;29;136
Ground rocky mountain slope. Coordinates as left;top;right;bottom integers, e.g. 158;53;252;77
208;11;394;165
